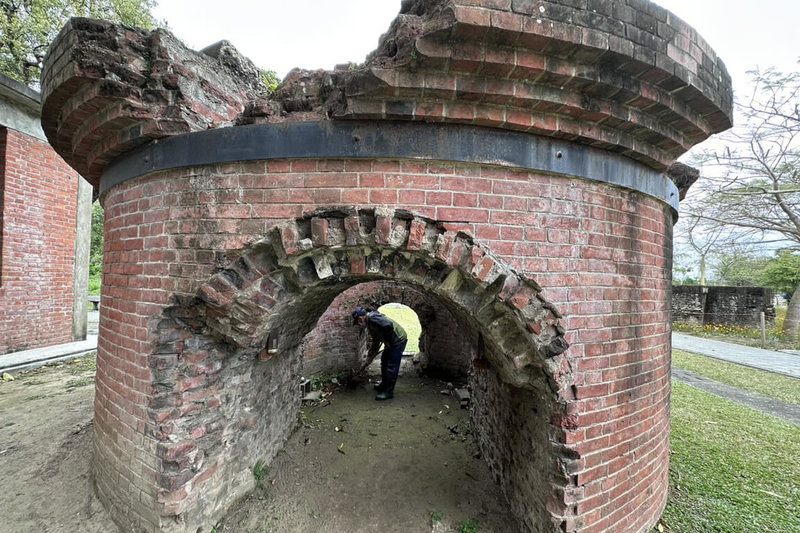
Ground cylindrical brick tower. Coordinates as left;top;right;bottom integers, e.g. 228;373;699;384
41;2;732;532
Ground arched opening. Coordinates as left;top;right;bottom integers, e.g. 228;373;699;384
299;280;473;382
377;302;420;354
110;208;573;533
231;280;518;530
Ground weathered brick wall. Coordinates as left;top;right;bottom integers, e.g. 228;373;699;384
0;127;81;354
92;157;671;532
300;285;363;376
673;285;775;327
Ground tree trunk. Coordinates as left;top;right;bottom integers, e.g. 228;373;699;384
699;254;707;286
783;284;800;342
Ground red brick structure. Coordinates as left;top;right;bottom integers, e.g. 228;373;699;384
40;2;733;532
0;73;91;355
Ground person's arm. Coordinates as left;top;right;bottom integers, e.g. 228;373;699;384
366;317;383;360
368;336;382;359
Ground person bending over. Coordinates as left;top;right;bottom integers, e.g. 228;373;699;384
351;306;408;400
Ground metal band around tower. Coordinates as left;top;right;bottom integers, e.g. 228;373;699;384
100;121;679;212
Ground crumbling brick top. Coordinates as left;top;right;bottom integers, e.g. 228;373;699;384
41;0;733;188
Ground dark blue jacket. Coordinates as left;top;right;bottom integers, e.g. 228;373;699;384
366;311;407;358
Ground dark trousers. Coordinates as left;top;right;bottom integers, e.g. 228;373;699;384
380;340;407;392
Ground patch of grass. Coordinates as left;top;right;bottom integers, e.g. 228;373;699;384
379;304;421;353
25;394;48;401
67;354;97;375
457;518;480;533
672;349;800;407
253;460;268;482
310;374;340;390
429;509;442;523
22;379;46;386
661;382;800;532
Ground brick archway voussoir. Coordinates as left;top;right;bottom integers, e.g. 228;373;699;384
195;207;570;394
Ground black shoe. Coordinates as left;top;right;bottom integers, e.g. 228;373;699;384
375;390;394;401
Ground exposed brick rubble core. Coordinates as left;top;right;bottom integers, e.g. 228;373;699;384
41;18;266;185
38;1;734;533
666;160;700;200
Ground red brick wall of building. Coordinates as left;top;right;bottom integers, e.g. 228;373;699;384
0;127;81;354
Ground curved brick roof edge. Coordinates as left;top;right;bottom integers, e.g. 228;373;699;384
40;1;733;188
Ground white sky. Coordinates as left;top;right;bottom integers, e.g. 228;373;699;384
152;0;799;84
152;0;799;153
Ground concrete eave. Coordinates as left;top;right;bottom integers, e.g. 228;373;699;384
0;72;46;141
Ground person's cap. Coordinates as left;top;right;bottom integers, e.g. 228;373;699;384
351;306;367;325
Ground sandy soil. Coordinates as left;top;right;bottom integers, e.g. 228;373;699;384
0;356;519;533
0;357;115;533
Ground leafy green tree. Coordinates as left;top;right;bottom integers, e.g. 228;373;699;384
0;0;156;87
712;253;770;287
686;66;800;339
89;200;103;295
762;250;800;298
261;69;280;93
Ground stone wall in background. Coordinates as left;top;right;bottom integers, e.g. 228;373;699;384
672;285;776;327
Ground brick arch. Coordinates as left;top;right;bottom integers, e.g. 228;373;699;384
144;207;574;532
193;207;569;392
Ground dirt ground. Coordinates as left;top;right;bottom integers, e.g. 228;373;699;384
0;356;115;533
0;355;520;533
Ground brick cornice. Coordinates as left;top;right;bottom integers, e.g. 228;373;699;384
41;1;733;188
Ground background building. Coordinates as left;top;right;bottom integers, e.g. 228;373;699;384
0;72;92;355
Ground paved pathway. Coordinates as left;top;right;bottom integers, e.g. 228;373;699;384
0;335;97;374
672;332;800;379
672;368;800;426
0;311;99;374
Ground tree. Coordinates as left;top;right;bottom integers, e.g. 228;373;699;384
0;0;156;87
711;252;770;287
761;250;800;339
679;213;729;285
88;200;103;295
687;66;800;340
762;250;800;296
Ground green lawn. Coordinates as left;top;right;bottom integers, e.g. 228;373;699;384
661;382;800;532
672;349;800;407
378;304;421;353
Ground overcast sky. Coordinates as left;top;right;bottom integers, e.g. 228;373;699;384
152;0;798;83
